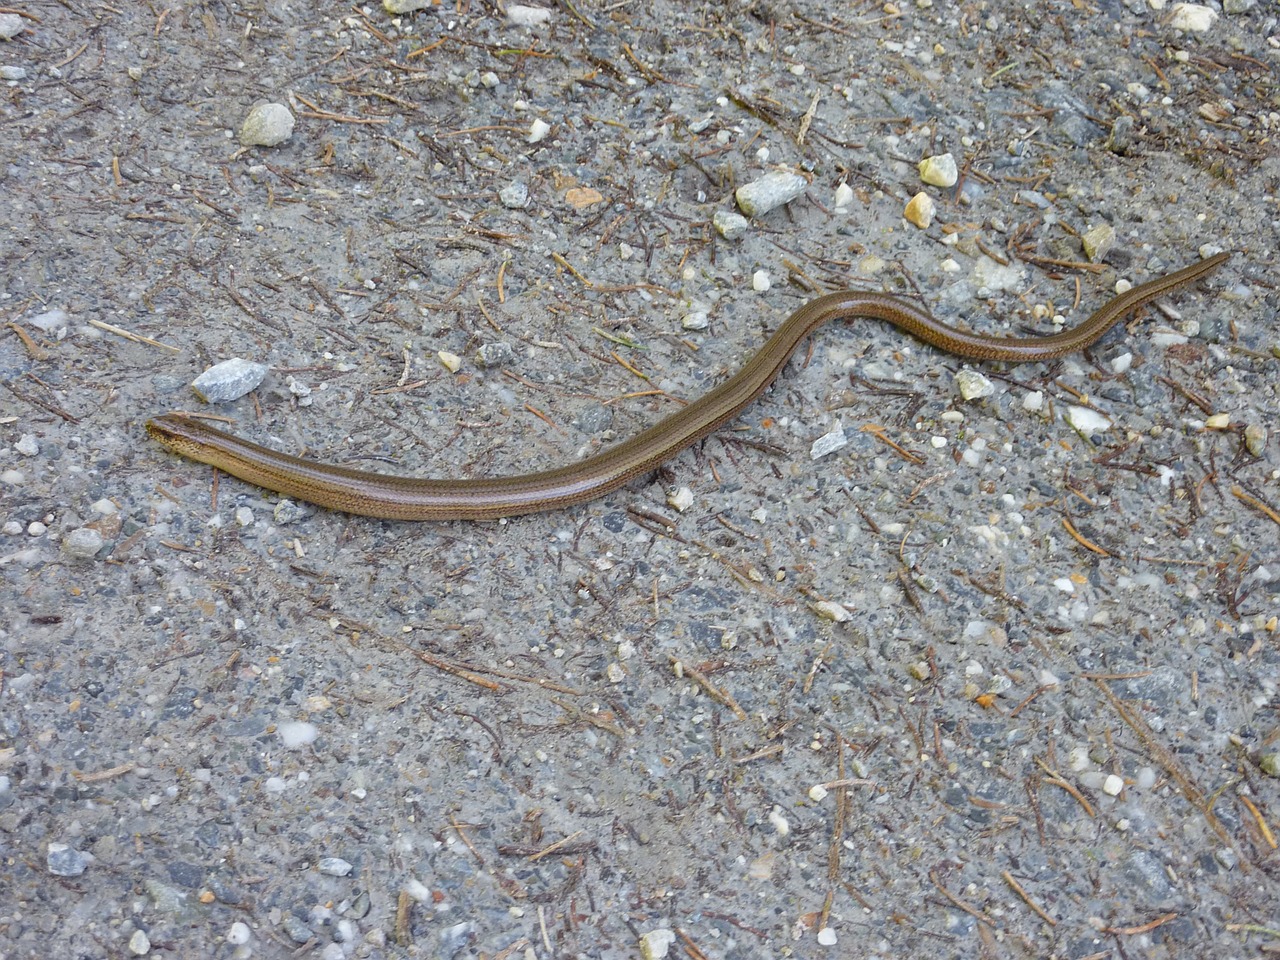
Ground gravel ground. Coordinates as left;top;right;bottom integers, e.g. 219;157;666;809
2;2;1278;958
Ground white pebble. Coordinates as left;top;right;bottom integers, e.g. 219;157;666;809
955;369;994;400
681;311;709;331
192;357;268;403
833;182;854;208
1169;2;1218;32
437;350;463;372
14;434;39;456
752;270;771;292
768;805;790;835
1065;405;1111;438
817;927;838;946
666;487;694;513
810;422;848;459
226;922;251;945
808;784;828;802
918;152;958;187
1110;352;1133;374
318;857;353;877
128;930;150;956
507;4;552;27
639;928;676;960
1102;774;1124;796
811;600;851;622
1022;391;1044;412
277;721;318;749
734;171;808;217
528;118;551;143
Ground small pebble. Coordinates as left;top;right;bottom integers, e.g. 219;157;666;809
833;182;854;208
528;118;551;143
239;102;295;147
1102;774;1124;796
47;842;89;877
712;210;749;240
191;357;268;403
235;507;254;527
1243;423;1266;456
666;487;694;513
128;930;151;956
768;806;790;835
812;600;851;622
817;927;838;946
499;181;528;209
1110;352;1132;374
277;721;318;749
1;65;26;80
606;663;626;683
318;857;353;877
734;171;807;217
383;0;434;11
1204;413;1231;430
955;369;994;400
282;915;313;944
917;152;957;187
1022;390;1044;412
1169;2;1218;32
752;270;771;292
903;191;935;228
273;500;306;524
1081;224;1116;262
1065;405;1111;438
475;341;515;368
226;922;251;945
639;929;676;960
809;423;847;459
0;14;25;39
437;350;463;372
1107;115;1135;155
15;434;39;456
62;527;104;561
507;4;551;26
681;311;709;331
808;784;828;802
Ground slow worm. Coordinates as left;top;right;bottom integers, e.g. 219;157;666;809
148;251;1231;520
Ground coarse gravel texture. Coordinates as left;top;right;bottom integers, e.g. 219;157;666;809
1;2;1279;959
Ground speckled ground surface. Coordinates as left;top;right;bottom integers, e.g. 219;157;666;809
1;2;1278;958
